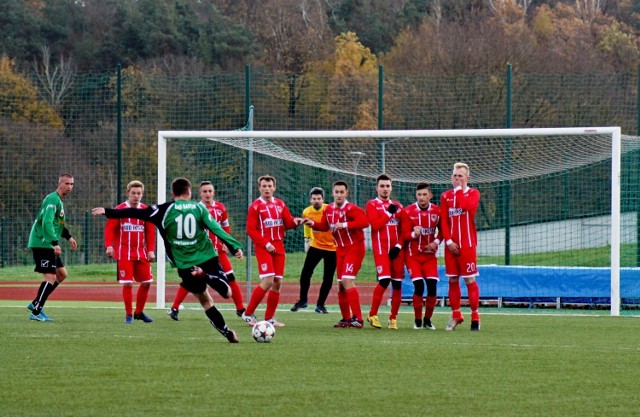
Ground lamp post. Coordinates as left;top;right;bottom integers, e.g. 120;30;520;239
349;151;366;206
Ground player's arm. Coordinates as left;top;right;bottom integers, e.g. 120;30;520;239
439;193;452;242
219;204;232;234
347;206;370;230
246;205;271;247
104;217;119;258
94;203;166;230
145;220;156;260
62;227;78;250
281;204;301;229
366;201;391;231
304;212;329;231
201;205;244;255
41;202;59;245
455;188;481;212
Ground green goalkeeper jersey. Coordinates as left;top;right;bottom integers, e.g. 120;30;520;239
103;199;243;269
28;191;66;249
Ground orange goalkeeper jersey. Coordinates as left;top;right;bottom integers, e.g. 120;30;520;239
303;204;336;251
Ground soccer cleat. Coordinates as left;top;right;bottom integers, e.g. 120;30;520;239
38;311;53;322
413;318;423;330
241;312;257;326
445;316;464;331
29;313;47;322
134;312;154;323
225;329;239;343
470;320;481;331
290;301;308;312
423;318;436;330
167;308;179;321
314;305;328;314
124;315;133;324
333;319;352;328
367;315;382;329
350;318;364;329
267;318;285;328
27;302;36;312
388;319;399;330
236;308;246;318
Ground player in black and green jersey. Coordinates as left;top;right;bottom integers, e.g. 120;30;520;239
27;173;78;322
92;178;244;343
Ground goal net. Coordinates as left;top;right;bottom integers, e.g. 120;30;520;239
157;127;640;316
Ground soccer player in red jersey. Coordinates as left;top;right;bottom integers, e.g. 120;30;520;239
400;182;443;330
168;181;246;320
104;180;156;324
304;181;370;328
440;162;481;331
365;174;405;330
242;175;303;327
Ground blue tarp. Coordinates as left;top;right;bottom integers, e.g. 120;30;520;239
401;265;640;303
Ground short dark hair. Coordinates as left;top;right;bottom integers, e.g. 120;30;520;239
376;173;392;184
172;177;191;197
333;180;348;190
309;187;324;197
416;182;431;191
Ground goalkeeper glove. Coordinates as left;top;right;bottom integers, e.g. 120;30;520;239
387;204;398;214
389;246;401;260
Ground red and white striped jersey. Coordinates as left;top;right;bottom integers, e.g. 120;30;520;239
104;201;156;260
439;187;480;248
246;197;297;248
312;201;369;248
203;201;231;251
400;202;443;256
366;197;403;255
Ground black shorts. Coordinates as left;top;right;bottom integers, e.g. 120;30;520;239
32;248;63;274
178;257;229;296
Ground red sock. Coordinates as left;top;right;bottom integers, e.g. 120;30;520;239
389;288;401;320
134;284;150;315
264;290;280;320
171;286;190;310
346;287;362;321
122;285;133;316
369;284;386;316
245;285;267;316
424;295;437;319
338;290;350;320
449;281;462;318
412;294;423;320
229;280;245;311
467;281;480;321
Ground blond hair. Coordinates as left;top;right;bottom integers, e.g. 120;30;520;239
453;162;470;176
126;180;144;192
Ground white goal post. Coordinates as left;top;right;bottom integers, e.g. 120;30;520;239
156;127;627;316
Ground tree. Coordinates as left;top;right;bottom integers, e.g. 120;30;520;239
0;55;63;128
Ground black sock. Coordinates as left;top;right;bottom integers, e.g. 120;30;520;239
205;306;229;335
32;282;51;314
415;318;422;327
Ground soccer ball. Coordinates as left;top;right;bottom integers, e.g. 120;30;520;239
252;320;276;343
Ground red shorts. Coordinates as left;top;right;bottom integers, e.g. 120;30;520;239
405;253;439;280
373;249;405;280
217;250;233;274
116;259;153;283
336;241;365;280
254;241;285;279
444;246;478;278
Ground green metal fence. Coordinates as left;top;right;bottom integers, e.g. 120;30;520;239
0;65;639;267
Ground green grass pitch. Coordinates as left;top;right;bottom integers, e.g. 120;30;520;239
2;304;639;417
